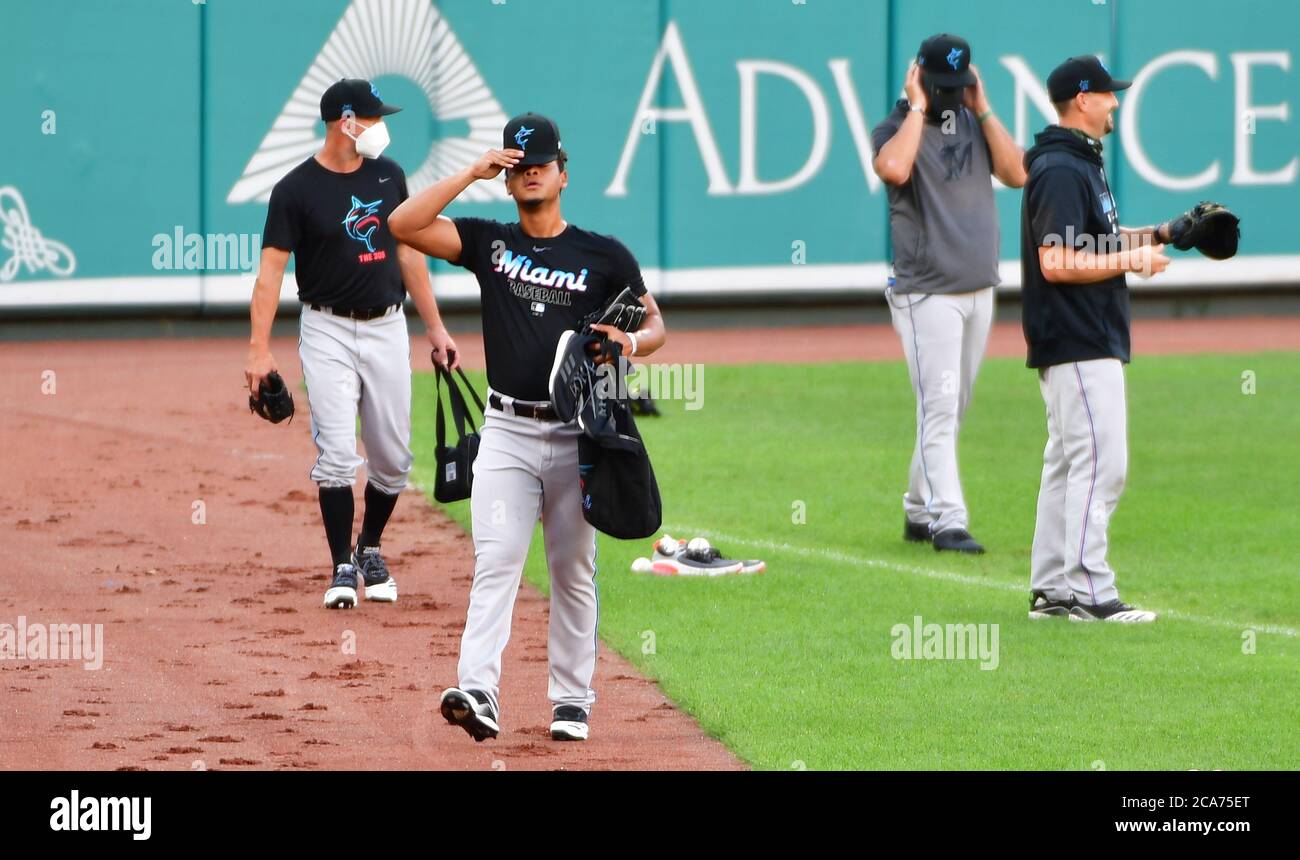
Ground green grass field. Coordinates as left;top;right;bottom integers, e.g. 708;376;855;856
411;352;1300;770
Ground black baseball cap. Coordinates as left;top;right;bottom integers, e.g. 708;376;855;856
916;33;977;87
1047;56;1132;102
504;113;563;166
320;78;402;122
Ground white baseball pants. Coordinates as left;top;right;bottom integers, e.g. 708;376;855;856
457;399;599;718
297;304;412;493
888;287;995;534
1030;358;1127;605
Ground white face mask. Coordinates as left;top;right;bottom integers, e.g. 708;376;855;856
344;118;390;159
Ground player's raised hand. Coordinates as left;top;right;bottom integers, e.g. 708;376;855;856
963;63;991;114
904;61;928;113
469;148;524;180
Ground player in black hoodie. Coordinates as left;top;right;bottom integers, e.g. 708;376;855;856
1019;56;1180;623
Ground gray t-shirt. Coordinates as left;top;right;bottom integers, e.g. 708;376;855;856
871;100;1001;294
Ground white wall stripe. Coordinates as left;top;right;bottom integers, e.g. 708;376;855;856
3;253;1298;311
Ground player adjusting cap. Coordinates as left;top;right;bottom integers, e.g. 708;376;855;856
916;33;976;87
504;113;563;166
320;78;402;122
1047;56;1132;102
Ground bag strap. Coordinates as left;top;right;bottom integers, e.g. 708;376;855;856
433;363;487;452
454;367;486;416
435;365;449;451
435;364;483;444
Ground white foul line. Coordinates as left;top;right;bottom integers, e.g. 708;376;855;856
664;524;1299;640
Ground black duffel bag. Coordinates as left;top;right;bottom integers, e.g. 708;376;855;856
577;388;662;540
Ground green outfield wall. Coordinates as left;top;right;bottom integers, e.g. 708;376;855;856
3;0;1296;312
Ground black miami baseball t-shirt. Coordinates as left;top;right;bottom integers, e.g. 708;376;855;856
1020;125;1131;369
452;218;647;401
263;155;409;309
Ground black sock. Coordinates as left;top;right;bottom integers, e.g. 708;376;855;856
318;486;355;568
357;482;401;551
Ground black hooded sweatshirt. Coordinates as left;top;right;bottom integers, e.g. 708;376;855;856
1019;125;1130;369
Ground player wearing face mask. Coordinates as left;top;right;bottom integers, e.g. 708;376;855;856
341;111;392;160
246;77;460;610
870;34;1027;555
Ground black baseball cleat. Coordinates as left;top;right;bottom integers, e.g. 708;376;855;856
628;389;661;417
550;705;590;741
352;545;397;603
548;329;591;423
1070;599;1157;623
903;517;932;543
932;528;985;554
1028;591;1074;619
440;687;499;742
323;563;359;609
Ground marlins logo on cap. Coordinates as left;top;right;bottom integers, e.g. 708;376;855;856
504;113;563;166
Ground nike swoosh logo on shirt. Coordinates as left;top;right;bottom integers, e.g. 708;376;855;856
533;246;550;252
379;177;391;183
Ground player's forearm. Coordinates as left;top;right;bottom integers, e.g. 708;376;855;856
1041;248;1142;284
248;276;281;353
980;112;1027;187
404;270;445;332
1121;224;1171;244
390;167;476;238
630;312;666;357
873;111;925;184
397;244;443;327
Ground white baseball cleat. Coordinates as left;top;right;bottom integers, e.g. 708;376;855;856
352;546;398;603
440;687;500;742
550;705;590;741
323;563;358;609
1069;599;1157;623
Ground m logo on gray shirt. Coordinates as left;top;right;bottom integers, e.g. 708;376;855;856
942;141;974;181
870;101;1001;295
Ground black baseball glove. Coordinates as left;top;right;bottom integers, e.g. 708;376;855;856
1163;201;1241;260
580;286;647;333
249;371;295;424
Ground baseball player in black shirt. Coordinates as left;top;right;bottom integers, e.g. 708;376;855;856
245;78;460;610
390;113;666;742
1021;56;1174;623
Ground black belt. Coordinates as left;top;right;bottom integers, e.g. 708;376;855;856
488;392;559;421
307;303;399;321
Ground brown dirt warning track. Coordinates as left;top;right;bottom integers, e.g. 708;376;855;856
0;336;740;771
1;315;1294;770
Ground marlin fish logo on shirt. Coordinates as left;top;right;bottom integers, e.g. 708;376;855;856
342;196;383;254
494;248;589;291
